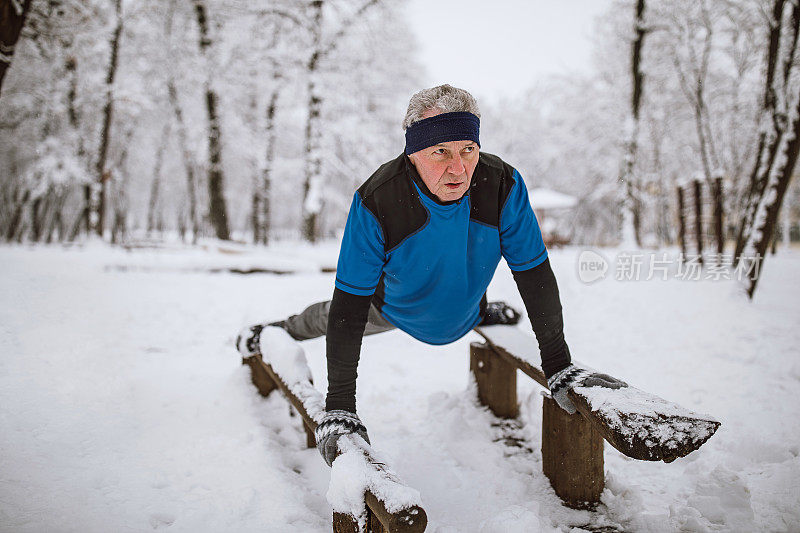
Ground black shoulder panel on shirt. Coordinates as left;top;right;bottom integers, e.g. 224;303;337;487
469;152;517;228
357;153;428;253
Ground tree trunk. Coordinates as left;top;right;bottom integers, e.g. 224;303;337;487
45;191;66;243
168;80;200;243
6;189;29;241
619;0;646;247
302;78;323;243
0;0;33;96
192;0;230;241
110;126;135;245
258;88;279;244
64;55;90;240
301;0;325;243
147;120;171;236
165;0;199;243
91;0;123;238
734;0;794;262
296;0;381;242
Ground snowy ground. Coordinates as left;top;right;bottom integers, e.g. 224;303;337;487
1;242;799;532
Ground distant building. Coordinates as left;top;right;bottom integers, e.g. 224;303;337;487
529;187;577;247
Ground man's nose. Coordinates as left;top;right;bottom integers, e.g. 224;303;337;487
447;154;465;175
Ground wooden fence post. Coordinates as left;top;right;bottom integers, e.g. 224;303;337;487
713;177;724;257
693;179;704;264
541;395;604;509
470;342;518;419
677;186;686;256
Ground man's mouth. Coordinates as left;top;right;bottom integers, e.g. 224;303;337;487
445;181;463;189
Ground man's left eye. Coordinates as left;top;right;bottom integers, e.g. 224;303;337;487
462;146;474;153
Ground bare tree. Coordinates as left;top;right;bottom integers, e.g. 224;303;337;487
667;0;721;187
147;119;171;236
619;0;647;247
738;0;800;298
164;0;199;242
300;0;381;242
90;0;123;238
254;85;280;244
734;0;798;261
191;0;229;241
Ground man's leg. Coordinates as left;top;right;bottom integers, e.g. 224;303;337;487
280;299;394;341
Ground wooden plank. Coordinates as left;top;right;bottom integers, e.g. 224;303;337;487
542;395;604;508
243;354;427;533
470;342;518;418
474;327;720;463
304;421;316;449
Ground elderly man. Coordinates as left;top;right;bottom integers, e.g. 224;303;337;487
237;84;624;466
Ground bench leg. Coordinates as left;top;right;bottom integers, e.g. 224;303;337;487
332;512;359;533
470;342;518;419
333;509;386;533
242;355;277;397
541;394;604;508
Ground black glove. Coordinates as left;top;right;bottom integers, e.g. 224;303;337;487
235;324;264;357
480;301;522;326
314;410;370;466
547;364;627;414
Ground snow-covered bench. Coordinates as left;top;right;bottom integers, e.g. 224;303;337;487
473;326;721;509
241;331;427;533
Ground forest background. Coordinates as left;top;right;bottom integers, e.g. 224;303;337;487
1;0;799;296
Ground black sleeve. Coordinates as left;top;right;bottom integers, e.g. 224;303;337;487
324;287;372;413
511;258;572;380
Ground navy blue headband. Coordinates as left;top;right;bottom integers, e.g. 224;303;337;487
404;111;480;155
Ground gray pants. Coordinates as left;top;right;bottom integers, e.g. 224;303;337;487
284;300;395;341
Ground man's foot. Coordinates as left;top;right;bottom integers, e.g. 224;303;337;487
236;320;293;358
235;324;265;357
480;301;522;326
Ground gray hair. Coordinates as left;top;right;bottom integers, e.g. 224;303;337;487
402;84;481;130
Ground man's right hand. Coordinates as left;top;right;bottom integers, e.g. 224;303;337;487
314;410;370;466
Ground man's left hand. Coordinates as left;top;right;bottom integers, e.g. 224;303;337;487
547;364;627;414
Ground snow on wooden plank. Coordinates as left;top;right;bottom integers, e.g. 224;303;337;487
568;385;720;463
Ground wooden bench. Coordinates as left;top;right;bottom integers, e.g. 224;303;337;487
472;326;721;509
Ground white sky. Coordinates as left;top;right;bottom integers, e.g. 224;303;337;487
405;0;613;105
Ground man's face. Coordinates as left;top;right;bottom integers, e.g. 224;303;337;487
408;111;480;202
